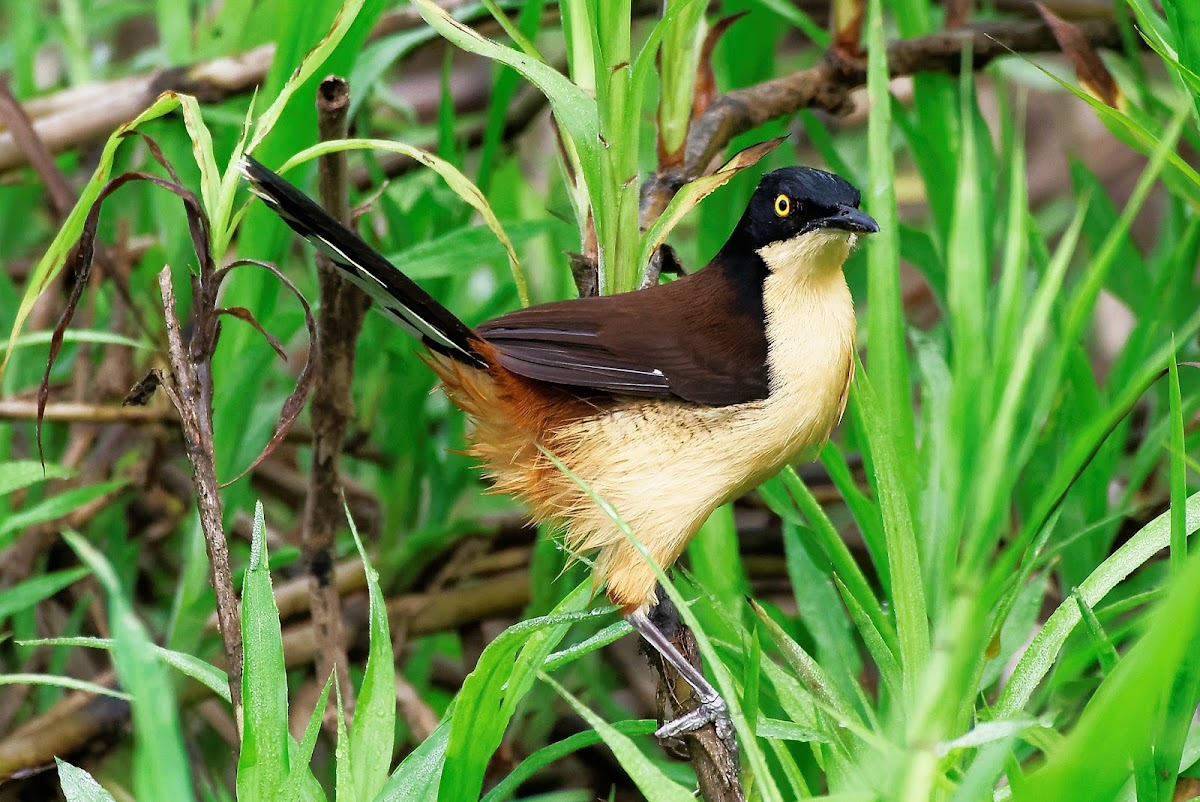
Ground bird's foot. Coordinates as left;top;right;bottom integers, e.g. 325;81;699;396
655;691;734;744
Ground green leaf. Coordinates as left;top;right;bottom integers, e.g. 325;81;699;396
0;479;128;542
236;501;290;801
438;585;600;802
18;636;231;703
278;138;530;306
750;599;863;727
377;720;450;802
347;502;395;802
998;492;1200;716
0;567;88;622
863;0;917;496
63;531;194;802
0;673;130;700
412;0;602;239
178;94;220;227
285;675;332;802
851;362;928;688
541;673;695;802
1169;350;1187;575
246;0;368;152
1;92;183;379
635;137;783;276
387;221;551;281
1015;526;1200;800
4;330;151;354
0;461;74;498
57;758;118;802
481;720;657;802
334;682;353;802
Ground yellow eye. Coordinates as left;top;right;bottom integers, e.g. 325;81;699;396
774;194;791;217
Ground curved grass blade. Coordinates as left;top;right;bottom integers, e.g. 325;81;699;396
1;92;182;380
635;137;784;274
63;530;194;802
277;138;530;306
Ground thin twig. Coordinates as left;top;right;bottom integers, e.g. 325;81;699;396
682;17;1124;177
303;75;369;724
157;266;243;729
0;75;75;220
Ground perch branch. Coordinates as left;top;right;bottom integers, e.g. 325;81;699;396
302;75;368;723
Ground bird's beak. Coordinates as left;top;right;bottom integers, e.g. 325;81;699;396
823;205;879;234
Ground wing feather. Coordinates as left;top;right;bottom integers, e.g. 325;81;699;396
476;265;769;406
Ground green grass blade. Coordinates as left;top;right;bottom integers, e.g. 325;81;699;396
542;674;695;801
1;92;182;379
236;501;290;801
279;138;530;305
1071;590;1119;674
1169;350;1187;575
57;759;119;802
18;636;231;703
377;720;450;802
1015;530;1200;800
0;567;88;622
688;504;749;637
481;720;658;802
750;600;863;727
852;362;928;691
0;673;130;699
246;0;367;152
764;468;895;654
1163;0;1200;119
334;683;353;802
63;531;194;802
437;589;600;802
0;461;74;497
863;0;918;502
347;503;395;801
178;95;221;231
413;0;603;248
998;491;1200;716
0;479;127;542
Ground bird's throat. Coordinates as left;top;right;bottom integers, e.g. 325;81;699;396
755;229;853;282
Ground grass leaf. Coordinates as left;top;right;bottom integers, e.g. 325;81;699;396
236;501;290;801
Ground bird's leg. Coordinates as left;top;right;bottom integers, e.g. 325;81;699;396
625;608;735;743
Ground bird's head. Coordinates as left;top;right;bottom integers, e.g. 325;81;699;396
729;166;878;279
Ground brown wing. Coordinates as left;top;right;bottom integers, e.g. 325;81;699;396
475;266;769;406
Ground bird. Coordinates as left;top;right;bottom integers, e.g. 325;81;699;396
239;154;878;739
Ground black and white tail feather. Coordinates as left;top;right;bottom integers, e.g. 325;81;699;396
239;155;487;369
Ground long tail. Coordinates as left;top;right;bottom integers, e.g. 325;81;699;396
239;155;487;369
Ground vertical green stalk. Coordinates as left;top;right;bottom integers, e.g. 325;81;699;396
1162;0;1200;120
1168;346;1187;575
657;0;706;164
864;0;918;503
597;0;639;294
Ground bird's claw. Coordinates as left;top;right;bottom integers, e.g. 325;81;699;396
655;693;734;744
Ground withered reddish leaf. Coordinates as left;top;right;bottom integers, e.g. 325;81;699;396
38;164;211;465
123;371;162;407
218;306;287;359
637;136;786;271
215;259;317;488
1037;3;1121;108
831;0;866;58
693;13;747;121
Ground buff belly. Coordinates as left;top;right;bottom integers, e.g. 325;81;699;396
435;240;856;612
